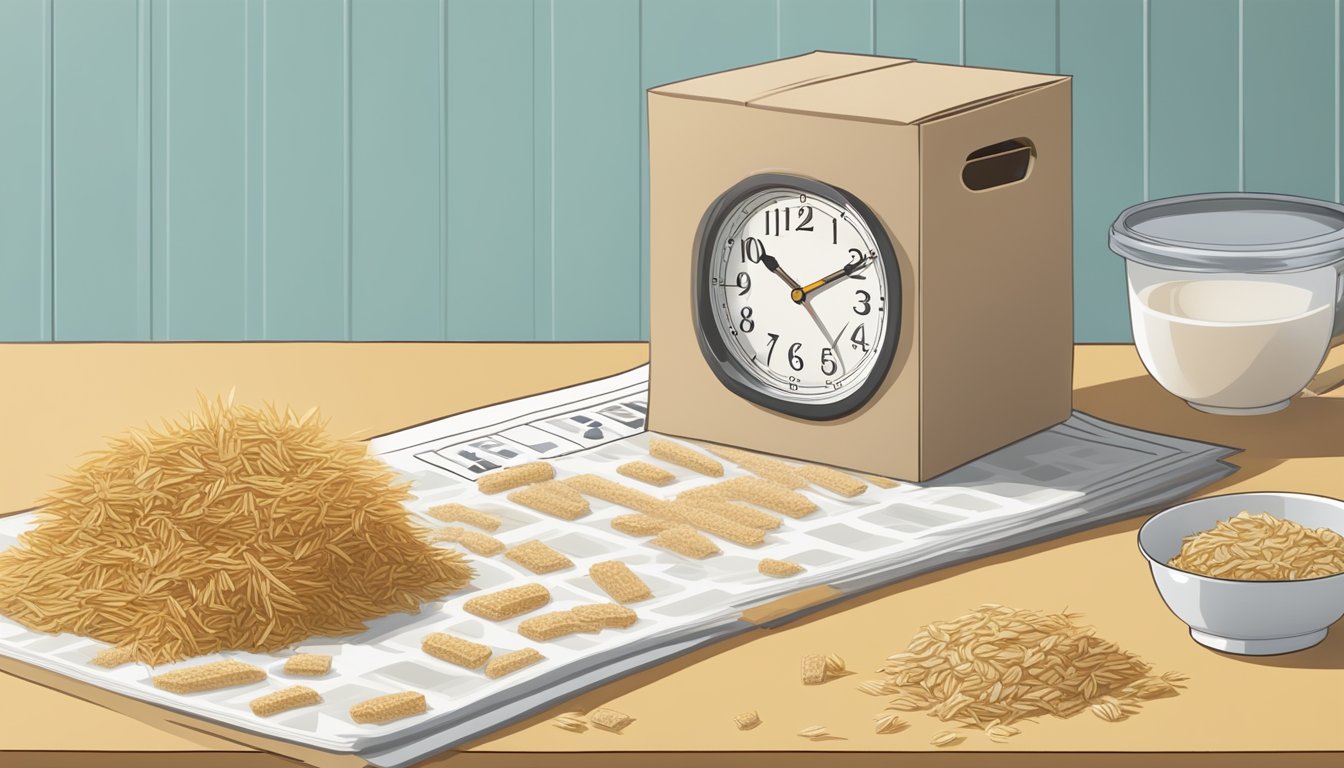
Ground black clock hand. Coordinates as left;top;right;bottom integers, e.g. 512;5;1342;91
759;251;805;298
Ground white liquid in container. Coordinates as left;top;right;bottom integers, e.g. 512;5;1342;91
1131;279;1334;413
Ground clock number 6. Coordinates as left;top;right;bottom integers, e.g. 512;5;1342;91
787;342;804;372
739;306;755;333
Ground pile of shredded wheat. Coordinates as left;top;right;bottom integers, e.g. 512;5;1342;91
1168;511;1344;580
0;395;473;665
875;605;1183;730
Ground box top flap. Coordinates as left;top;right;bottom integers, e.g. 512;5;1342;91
748;61;1068;125
649;51;911;105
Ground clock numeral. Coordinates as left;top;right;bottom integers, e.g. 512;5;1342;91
820;348;837;376
738;306;755;333
741;237;764;264
846;248;868;279
850;324;869;352
765;332;780;365
735;271;751;296
796;205;814;231
854;289;872;315
787;342;804;372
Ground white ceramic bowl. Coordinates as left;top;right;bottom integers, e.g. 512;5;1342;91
1138;492;1344;655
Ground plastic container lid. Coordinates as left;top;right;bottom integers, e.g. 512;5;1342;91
1109;192;1344;273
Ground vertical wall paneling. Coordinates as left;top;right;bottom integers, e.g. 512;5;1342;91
1147;0;1240;199
1060;0;1144;343
0;0;51;340
245;0;265;339
52;0;149;340
964;0;1056;74
874;0;961;63
446;0;536;340
552;0;641;340
532;0;554;339
350;0;443;340
261;0;349;339
779;0;874;57
640;0;778;340
153;0;249;340
1242;0;1335;200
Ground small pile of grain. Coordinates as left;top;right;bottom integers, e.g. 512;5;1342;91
1168;511;1344;580
876;605;1183;730
0;395;473;665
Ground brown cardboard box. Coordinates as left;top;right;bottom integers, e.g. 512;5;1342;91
647;52;1072;481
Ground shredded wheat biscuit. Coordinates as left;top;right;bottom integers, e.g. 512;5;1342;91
734;710;761;730
424;503;502;531
422;632;492;669
426;526;506;556
282;653;332;677
250;685;321;717
609;513;675;537
589;706;635;733
649;525;720;559
485;647;544;678
795;464;867;497
617;461;676;487
860;473;900;489
691;499;782;530
153;660;266;694
684;477;817;518
517;610;590;641
571;603;639;629
508;481;591;521
350;691;426;724
477;462;554;494
90;646;136;669
506;540;575;574
759;558;804;577
463;583;551;621
666;502;766;547
588;560;653;603
648;438;724;477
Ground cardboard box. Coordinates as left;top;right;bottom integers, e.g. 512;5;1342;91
647;52;1073;481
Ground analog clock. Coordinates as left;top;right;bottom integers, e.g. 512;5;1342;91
693;173;903;420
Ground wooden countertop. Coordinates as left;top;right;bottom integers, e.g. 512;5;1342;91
1;342;1342;768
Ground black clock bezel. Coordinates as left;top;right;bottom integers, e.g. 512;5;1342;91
692;172;903;421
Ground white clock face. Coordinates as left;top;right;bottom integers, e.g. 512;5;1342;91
698;180;898;417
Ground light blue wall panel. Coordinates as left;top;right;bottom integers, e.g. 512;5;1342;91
1060;0;1144;343
1148;0;1240;199
532;0;553;339
245;0;266;339
874;0;960;63
0;0;51;340
351;0;442;340
964;0;1056;74
262;0;349;339
52;0;149;340
779;0;873;57
640;0;778;340
446;0;535;340
1243;0;1334;200
153;0;248;340
552;0;641;340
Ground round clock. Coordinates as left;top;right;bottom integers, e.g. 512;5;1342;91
692;173;903;420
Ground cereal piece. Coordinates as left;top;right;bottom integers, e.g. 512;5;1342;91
90;645;136;668
505;540;575;574
571;603;639;629
860;473;900;490
798;725;836;740
485;648;544;678
518;610;589;641
801;654;827;685
705;444;808;489
565;474;668;515
691;477;817;518
508;480;591;521
610;513;675;537
424;503;502;531
477;462;554;494
422;632;492;669
856;679;895;696
552;712;588;732
589;706;635;733
796;464;867;497
824;654;849;678
649;438;724;477
649;525;720;559
249;685;322;717
350;691;427;724
987;723;1020;742
691;499;782;530
589;560;653;603
734;710;761;730
153;660;267;694
463;583;551;621
873;712;908;734
668;502;766;547
617;461;676;487
759;558;804;577
931;731;964;747
283;653;332;677
426;526;506;556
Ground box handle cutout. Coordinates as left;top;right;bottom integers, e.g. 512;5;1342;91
962;138;1034;191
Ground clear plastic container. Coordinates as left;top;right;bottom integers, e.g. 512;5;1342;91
1111;193;1344;415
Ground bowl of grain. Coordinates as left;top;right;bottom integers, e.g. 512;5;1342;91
1138;492;1344;655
